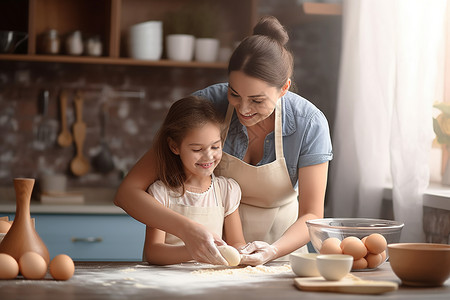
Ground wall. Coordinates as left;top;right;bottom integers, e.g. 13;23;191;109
0;0;342;192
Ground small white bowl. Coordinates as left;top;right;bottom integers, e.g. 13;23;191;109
316;254;353;281
289;253;321;277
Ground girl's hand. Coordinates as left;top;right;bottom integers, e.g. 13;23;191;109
238;241;278;266
182;222;229;266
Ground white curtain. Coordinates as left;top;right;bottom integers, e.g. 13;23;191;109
329;0;448;242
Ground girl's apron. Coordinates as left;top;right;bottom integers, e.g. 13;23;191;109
165;177;225;246
215;99;307;257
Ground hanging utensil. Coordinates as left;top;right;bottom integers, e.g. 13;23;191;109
70;91;90;176
57;90;73;147
35;90;55;148
92;103;115;173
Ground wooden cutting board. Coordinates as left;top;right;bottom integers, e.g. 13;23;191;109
294;274;398;295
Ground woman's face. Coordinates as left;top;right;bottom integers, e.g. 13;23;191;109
228;71;288;127
170;122;222;182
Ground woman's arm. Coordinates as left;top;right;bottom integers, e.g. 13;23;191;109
222;210;246;249
272;162;328;256
143;226;192;265
114;147;228;265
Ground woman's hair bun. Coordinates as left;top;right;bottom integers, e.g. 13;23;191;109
253;16;289;46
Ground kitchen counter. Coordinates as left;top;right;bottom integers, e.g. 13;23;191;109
0;187;123;214
0;261;448;300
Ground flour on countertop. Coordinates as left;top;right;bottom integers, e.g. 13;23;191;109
192;264;292;277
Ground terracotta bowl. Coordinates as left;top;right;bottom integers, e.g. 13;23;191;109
388;243;450;287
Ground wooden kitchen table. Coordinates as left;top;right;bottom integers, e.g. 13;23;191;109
0;261;448;300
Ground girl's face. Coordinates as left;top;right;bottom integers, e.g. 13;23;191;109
227;71;289;127
170;122;222;182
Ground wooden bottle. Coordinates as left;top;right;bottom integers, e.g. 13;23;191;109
0;178;50;264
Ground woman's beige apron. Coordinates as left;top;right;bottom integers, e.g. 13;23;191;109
165;177;225;246
215;99;307;257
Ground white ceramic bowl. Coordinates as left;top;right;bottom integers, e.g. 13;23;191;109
166;34;195;62
128;21;162;60
316;254;353;281
289;253;320;277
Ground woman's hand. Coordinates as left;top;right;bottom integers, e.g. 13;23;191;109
238;241;278;266
181;222;229;266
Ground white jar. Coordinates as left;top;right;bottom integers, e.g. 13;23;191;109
66;31;83;55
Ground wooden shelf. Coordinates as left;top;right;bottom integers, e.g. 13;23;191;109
0;54;228;69
0;0;257;68
302;2;342;16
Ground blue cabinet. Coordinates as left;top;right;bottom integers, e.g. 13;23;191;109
2;213;145;261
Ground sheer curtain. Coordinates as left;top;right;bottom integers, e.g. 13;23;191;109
329;0;448;242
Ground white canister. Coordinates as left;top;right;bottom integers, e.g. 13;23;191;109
166;34;195;62
128;21;163;60
194;38;219;63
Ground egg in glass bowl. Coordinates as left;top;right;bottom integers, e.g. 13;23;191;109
306;218;404;271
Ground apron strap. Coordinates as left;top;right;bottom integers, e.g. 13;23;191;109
274;98;284;159
222;99;284;160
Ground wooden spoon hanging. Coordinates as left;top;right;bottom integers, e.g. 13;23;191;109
57;90;73;147
70;91;90;176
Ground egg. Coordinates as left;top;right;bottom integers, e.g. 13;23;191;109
364;233;387;254
319;237;342;254
365;253;383;269
49;254;75;280
380;250;387;261
352;257;368;270
0;253;19;279
341;237;367;260
0;220;11;233
19;252;47;280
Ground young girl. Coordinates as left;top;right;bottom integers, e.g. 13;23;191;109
142;96;246;265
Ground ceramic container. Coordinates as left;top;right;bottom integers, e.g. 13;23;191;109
388;243;450;287
316;254;353;281
128;21;162;60
166;34;195;61
194;38;219;62
289;253;321;277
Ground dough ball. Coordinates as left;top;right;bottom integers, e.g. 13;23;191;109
218;245;241;266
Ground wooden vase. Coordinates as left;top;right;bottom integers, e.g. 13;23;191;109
0;178;50;264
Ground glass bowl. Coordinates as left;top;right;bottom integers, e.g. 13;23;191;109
306;218;404;271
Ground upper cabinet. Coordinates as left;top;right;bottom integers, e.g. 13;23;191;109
0;0;258;68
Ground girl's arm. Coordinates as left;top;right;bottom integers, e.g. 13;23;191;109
222;209;246;249
114;147;228;265
143;226;192;265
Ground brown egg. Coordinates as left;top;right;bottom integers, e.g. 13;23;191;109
0;253;19;279
319;237;342;254
380;250;387;262
352;257;368;270
0;220;11;233
364;233;387;254
366;253;383;269
49;254;75;281
19;252;47;280
341;237;367;260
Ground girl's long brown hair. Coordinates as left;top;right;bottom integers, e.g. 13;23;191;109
153;96;223;195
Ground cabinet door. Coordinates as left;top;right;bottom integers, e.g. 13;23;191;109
4;214;146;261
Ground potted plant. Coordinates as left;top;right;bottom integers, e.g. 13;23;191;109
433;102;450;185
190;1;221;63
163;8;195;62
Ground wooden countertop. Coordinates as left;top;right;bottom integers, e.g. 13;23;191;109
0;261;448;300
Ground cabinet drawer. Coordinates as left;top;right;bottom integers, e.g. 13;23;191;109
3;213;145;261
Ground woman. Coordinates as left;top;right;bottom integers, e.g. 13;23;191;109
114;16;332;266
